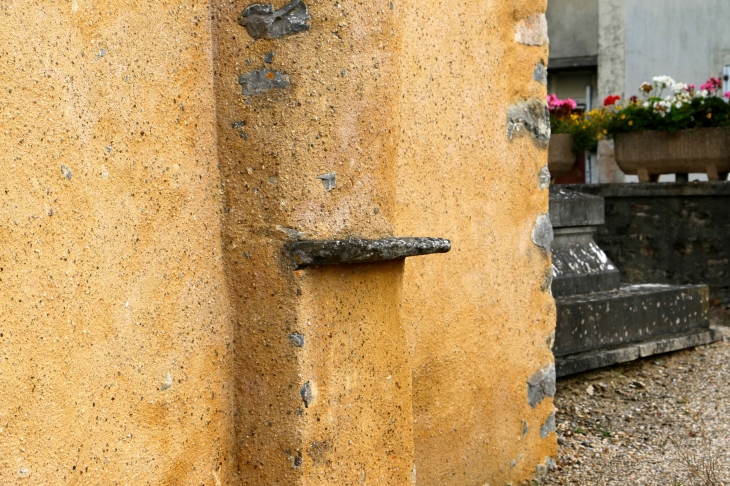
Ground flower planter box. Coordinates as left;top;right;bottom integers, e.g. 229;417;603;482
614;127;730;182
548;134;577;178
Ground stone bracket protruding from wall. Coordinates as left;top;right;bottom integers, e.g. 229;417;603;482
284;237;451;268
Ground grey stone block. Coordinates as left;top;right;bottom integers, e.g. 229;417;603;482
549;187;605;228
554;284;709;357
556;328;724;377
284;237;451;268
551;226;620;297
549;187;620;296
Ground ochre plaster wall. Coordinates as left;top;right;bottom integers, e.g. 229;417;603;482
396;0;557;484
211;0;416;483
0;1;236;483
1;0;555;484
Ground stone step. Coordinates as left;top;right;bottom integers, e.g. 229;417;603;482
554;283;709;357
556;327;727;377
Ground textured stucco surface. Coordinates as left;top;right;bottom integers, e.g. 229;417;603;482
0;1;235;483
211;0;416;483
395;0;557;484
0;0;555;484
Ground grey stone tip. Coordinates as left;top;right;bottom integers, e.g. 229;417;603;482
284;237;451;268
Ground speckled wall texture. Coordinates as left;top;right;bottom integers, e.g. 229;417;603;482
1;0;554;484
396;1;557;484
0;0;235;484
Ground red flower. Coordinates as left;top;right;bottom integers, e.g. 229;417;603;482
603;95;621;106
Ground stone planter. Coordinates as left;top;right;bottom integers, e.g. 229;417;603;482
548;133;577;178
614;127;730;182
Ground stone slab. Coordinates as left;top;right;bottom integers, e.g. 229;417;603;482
554;284;709;356
556;328;726;377
549;187;605;228
285;237;451;268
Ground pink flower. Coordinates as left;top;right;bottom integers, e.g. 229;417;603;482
685;83;696;92
547;94;577;111
724;91;730;98
700;76;723;92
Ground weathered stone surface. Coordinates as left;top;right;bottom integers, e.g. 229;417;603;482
316;172;336;191
554;283;710;357
551;226;620;296
531;214;554;253
1;2;235;482
549;187;604;228
289;332;305;347
285;237;451;268
556;328;726;377
508;98;551;146
238;0;311;40
570;182;730;303
527;363;557;408
549;187;619;296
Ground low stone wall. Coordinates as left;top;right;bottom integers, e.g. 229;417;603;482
568;182;730;303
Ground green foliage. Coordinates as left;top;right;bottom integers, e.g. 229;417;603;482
606;97;730;137
549;111;603;153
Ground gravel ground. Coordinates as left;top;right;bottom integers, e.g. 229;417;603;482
544;307;730;486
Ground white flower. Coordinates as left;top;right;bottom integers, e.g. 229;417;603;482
653;75;676;88
643;101;651;108
672;83;688;93
675;101;683;108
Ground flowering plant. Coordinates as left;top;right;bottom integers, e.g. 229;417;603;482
605;76;730;136
547;94;604;152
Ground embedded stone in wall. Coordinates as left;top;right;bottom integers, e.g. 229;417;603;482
533;62;548;84
317;172;336;192
540;412;556;439
507;98;551;146
515;14;549;46
238;69;290;96
531;214;554;254
538;166;551;190
527;363;556;408
238;0;311;40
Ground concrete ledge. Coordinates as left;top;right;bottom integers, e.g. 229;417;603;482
568;181;730;198
285;237;451;268
556;328;726;377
